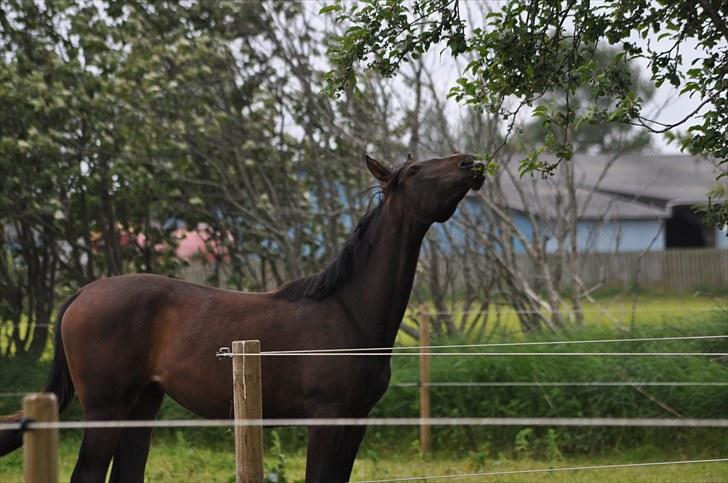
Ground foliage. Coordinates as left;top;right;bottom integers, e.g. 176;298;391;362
1;439;726;482
322;0;728;226
516;46;654;155
0;0;245;355
0;1;408;358
1;310;725;479
369;311;728;454
264;431;290;483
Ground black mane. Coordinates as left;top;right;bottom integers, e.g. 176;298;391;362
274;204;383;302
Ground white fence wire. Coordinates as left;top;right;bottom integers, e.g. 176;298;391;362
1;380;725;399
2;416;727;432
212;333;728;357
389;381;728;388
230;334;728;354
351;458;728;482
219;351;727;357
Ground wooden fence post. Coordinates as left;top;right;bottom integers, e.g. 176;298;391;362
419;307;431;455
232;340;264;483
23;393;58;483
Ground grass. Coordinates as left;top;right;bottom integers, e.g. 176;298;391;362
1;292;726;481
1;292;724;357
0;436;726;482
395;292;727;345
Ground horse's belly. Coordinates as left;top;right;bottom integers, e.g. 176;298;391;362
299;357;392;416
156;357;307;420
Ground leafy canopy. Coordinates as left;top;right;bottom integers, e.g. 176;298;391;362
322;0;728;226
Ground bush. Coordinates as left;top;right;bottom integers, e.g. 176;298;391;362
1;312;725;456
366;311;728;455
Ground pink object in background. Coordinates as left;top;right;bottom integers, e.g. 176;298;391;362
173;225;229;261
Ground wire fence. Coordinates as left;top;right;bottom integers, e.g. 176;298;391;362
417;307;728;315
2;335;726;481
351;458;728;483
2;335;725;399
3;334;725;480
234;334;728;353
212;333;728;357
219;351;728;357
389;381;728;388
2;416;727;432
2;380;726;399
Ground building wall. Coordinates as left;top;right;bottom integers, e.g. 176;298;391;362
574;219;663;253
716;227;728;249
511;213;665;253
450;200;666;254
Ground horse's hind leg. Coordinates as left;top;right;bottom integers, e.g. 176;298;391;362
109;384;165;483
71;403;130;483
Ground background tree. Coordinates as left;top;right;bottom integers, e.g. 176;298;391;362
0;1;410;357
0;1;281;356
322;0;728;226
389;41;660;333
179;4;410;291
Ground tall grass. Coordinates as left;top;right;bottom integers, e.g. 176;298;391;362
1;309;725;457
366;311;728;455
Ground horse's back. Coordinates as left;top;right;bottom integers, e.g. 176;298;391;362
62;273;216;347
60;273;330;417
64;272;249;327
60;274;243;409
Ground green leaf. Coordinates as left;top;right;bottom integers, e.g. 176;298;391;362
531;105;548;119
319;5;341;15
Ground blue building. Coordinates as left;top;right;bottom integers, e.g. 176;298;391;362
459;154;727;253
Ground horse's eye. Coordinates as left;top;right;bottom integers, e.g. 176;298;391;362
408;165;421;177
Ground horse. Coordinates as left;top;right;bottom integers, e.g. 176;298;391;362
0;153;484;482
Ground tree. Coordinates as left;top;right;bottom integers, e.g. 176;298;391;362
380;41;660;333
0;1;279;356
517;46;654;155
0;0;414;358
176;3;412;291
321;0;728;226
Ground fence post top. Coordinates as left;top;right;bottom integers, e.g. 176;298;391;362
232;340;261;350
23;393;58;403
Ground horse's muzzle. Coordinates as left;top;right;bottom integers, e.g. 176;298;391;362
469;161;485;190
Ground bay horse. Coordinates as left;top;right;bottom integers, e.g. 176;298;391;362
0;153;484;482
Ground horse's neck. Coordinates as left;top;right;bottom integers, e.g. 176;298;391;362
338;203;429;348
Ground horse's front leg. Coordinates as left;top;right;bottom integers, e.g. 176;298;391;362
305;425;346;483
333;425;367;482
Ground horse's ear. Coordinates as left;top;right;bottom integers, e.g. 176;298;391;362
365;154;392;183
405;153;415;165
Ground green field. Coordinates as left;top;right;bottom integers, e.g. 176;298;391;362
0;435;728;483
1;293;726;482
397;293;727;345
0;436;727;482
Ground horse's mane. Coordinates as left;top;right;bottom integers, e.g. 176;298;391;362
274;202;384;302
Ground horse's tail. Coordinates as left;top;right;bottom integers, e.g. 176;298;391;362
0;291;79;456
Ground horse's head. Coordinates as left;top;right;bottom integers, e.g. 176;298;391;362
366;153;484;223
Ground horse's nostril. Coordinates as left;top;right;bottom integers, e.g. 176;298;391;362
460;159;474;168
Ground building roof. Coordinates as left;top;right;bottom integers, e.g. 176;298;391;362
485;154;724;221
570;154;723;206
